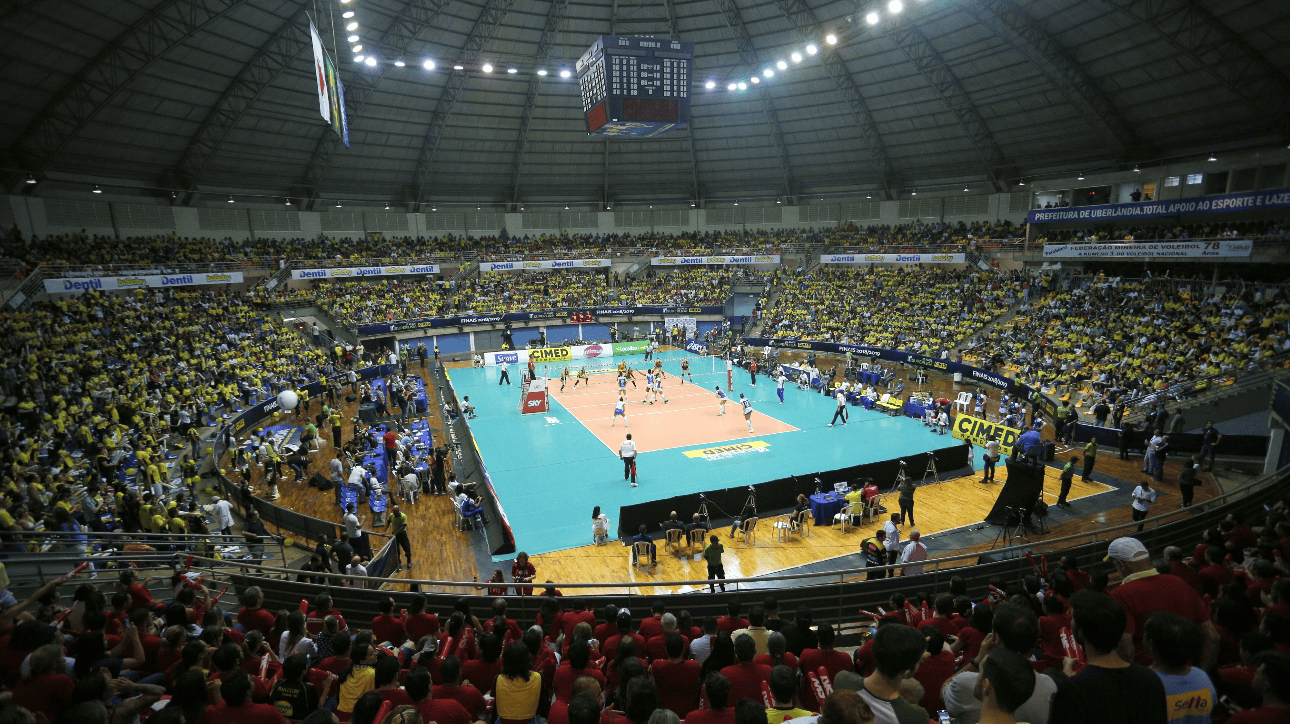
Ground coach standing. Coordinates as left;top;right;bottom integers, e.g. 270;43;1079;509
620;433;638;487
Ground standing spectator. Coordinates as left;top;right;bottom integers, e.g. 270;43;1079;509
883;515;901;574
511;552;537;596
897;477;916;526
1146;612;1217;723
899;531;927;577
343;504;370;559
1131;480;1158;532
1105;537;1219;669
704;536;726;593
1199;421;1223;472
1056;455;1077;508
863;530;887;581
1179;456;1201;508
1050;592;1167;724
1082;439;1098;483
389;505;412;571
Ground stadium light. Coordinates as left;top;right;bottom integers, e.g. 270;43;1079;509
25;174;36;185
705;80;715;89
964;186;969;192
394;60;405;67
507;67;517;74
227;196;234;203
1018;179;1025;185
343;10;354;18
92;185;102;193
285;199;292;206
431;206;436;211
1077;172;1085;180
750;76;759;84
454;65;464;70
538;69;547;76
911;189;917;195
364;56;376;66
346;21;358;31
737;82;747;90
806;44;817;55
423;60;434;70
690;201;696;207
763;69;774;78
888;0;903;13
560;69;571;78
347;35;359;42
866;193;872;199
352;44;362;52
791;52;803;63
1133;165;1140;173
776;60;787;70
734;200;739;205
564;205;569;210
354;55;364;62
866;12;880;24
1208;152;1217;161
385;203;391;210
336;201;342;208
826;34;837;45
482;63;493;73
727;83;737;91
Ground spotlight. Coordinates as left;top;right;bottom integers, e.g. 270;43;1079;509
1133;165;1140;173
560;69;571;78
394;60;405;67
454;65;464;70
705;80;715;89
227;196;234;203
734;200;739;205
727;83;737;90
791;52;803;63
806;44;817;55
343;10;354;18
507;67;517;74
285;199;292;206
352;44;362;52
763;69;773;78
826;33;837;45
25;174;36;185
1077;173;1084;180
346;21;358;31
364;56;376;66
423;59;435;70
737;82;747;90
866;12;880;24
538;69;547;76
776;60;787;70
751;76;759;84
1208;152;1217;161
347;35;359;42
888;0;903;12
354;55;364;62
336;201;342;207
92;185;102;193
482;63;493;73
385;203;391;210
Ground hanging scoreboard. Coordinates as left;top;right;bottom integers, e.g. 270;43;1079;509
577;36;694;138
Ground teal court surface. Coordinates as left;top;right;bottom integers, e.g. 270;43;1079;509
447;350;975;558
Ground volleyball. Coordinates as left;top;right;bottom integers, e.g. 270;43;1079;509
277;389;299;411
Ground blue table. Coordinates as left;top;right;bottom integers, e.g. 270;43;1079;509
410;378;429;414
903;400;929;419
809;492;848;526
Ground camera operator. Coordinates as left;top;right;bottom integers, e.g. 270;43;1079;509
728;488;757;537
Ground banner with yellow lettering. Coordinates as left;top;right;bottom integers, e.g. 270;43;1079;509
951;414;1021;457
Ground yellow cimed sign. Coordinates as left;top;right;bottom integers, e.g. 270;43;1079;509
530;347;572;363
952;414;1021;457
683;440;770;461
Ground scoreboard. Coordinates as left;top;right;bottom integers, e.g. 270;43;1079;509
576;36;694;138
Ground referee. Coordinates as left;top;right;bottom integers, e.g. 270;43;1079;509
620;433;638;487
498;363;511;385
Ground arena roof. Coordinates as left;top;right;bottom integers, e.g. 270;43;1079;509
3;0;1289;206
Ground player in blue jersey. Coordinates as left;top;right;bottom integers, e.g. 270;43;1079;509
714;386;728;415
777;373;787;404
739;393;754;433
643;371;656;404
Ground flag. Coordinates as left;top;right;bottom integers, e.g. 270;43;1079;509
309;20;330;123
337;74;349;148
325;54;340;136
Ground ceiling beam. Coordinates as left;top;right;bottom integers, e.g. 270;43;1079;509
411;0;516;204
712;0;793;198
665;0;701;202
1101;0;1290;136
172;5;311;200
296;0;453;204
771;0;898;198
964;0;1140;160
509;0;570;206
881;21;1012;191
10;0;250;171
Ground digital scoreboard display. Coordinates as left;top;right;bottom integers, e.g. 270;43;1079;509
577;36;693;138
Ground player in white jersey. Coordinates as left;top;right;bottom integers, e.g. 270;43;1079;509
974;391;985;415
653;372;668;404
715;386;728;415
611;394;628;427
643;371;656;404
739;393;754;433
617;372;628;395
777;373;787;404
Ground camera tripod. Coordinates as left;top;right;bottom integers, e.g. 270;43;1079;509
990;506;1030;550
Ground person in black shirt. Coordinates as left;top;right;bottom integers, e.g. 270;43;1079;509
269;653;322;720
1049;591;1166;724
1198;421;1222;471
779;606;818;656
331;533;355;574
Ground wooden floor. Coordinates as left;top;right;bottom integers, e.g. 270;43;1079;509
223;360;479;590
227;348;1224;595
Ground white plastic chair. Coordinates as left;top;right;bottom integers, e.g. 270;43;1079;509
632;541;654;572
832;503;854;533
737;517;759;546
955;392;972;413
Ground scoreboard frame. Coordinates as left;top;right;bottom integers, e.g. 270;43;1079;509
577;35;694;138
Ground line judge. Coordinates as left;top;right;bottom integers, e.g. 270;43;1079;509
620;433;638;487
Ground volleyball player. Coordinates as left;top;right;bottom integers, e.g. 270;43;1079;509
573;367;589;388
777;372;787;404
653;370;668;404
739;393;754;433
653;359;666;379
625;365;638;388
681;357;692;384
612;394;628;427
974;391;985;415
715;386;728;415
559;366;571;391
617;371;628;397
643;370;656;404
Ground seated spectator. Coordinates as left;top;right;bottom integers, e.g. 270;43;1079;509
1227;651;1290;723
1105;537;1218;667
649;634;701;718
686;673;735;724
495;642;542;724
405;668;470;724
975;650;1037;724
942;602;1056;724
798;623;853;707
1146;612;1217;722
209;668;288;724
913;626;955;714
720;634;772;705
845;623;929;723
431;655;485;720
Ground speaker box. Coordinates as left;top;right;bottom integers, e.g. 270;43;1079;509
308;472;328;488
346;394;358;402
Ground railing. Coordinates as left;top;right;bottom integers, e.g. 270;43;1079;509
1122;363;1290;421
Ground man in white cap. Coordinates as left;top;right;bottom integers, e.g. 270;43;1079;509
1104;536;1219;669
899;530;927;577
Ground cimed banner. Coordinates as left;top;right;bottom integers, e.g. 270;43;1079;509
1041;241;1253;259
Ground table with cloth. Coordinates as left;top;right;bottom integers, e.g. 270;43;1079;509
809;492;849;526
779;363;822;388
409;377;429;414
903;400;929;418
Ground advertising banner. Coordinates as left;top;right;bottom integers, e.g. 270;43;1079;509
652;254;781;265
1027;186;1290;224
685;340;709;355
951;414;1021;457
820;253;966;264
292;264;440;280
1041;240;1253;259
45;271;245;294
529;347;572;364
612;341;650;356
479;259;611;271
483;344;614;366
358;306;722;336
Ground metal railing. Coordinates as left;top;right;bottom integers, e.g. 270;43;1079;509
39;260;276;277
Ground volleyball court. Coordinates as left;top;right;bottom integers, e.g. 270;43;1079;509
546;351;798;454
